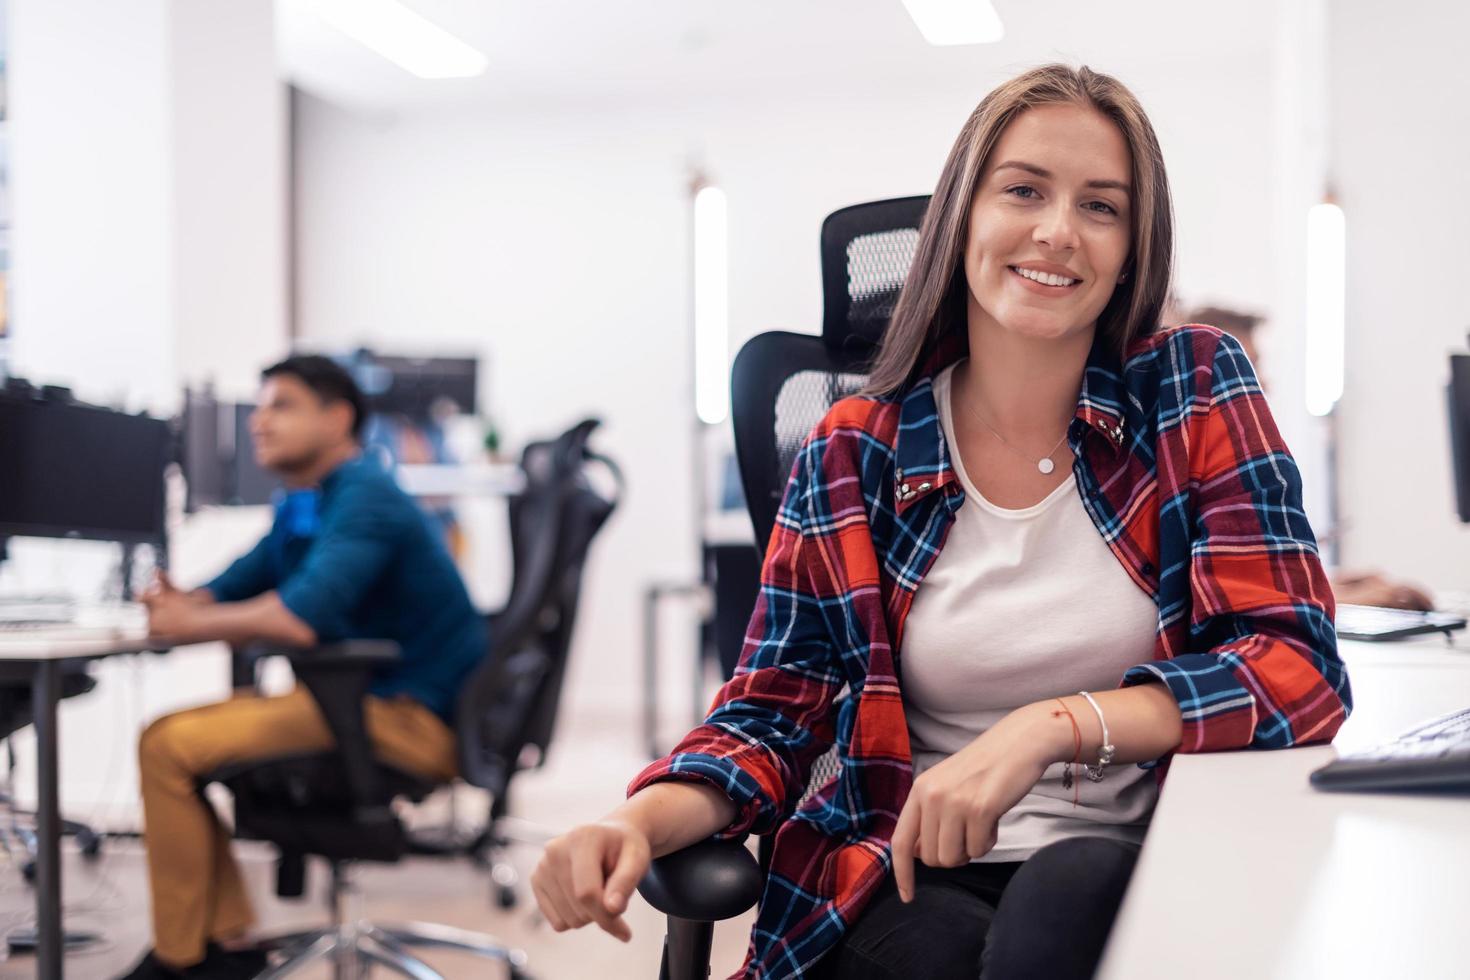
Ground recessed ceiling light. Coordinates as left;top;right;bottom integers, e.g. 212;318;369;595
313;0;489;79
900;0;1005;46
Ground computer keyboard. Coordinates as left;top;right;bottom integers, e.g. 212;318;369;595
0;600;146;636
1310;706;1470;792
1335;603;1468;642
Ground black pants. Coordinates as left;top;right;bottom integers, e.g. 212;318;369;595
822;836;1140;980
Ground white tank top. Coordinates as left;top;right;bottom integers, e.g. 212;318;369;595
901;362;1160;862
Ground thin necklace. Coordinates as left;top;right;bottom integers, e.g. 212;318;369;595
954;374;1070;475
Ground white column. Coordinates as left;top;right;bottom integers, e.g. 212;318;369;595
8;0;288;412
4;0;288;815
170;0;291;401
1268;0;1333;555
9;0;176;412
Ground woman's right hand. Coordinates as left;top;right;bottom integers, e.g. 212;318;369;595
530;818;651;942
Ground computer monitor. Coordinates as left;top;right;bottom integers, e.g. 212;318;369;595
0;389;170;546
1449;352;1470;523
229;402;279;506
180;390;279;509
343;351;478;422
182;388;227;512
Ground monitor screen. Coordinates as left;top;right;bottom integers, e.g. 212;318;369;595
347;353;478;421
229;402;280;506
182;388;227;512
1449;353;1470;524
0;393;170;543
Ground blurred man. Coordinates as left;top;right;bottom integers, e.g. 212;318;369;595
1186;305;1433;611
118;355;486;980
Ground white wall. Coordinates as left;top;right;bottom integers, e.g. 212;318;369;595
292;55;1285;737
5;0;289;816
1329;2;1470;592
9;0;175;411
9;0;288;409
171;0;290;399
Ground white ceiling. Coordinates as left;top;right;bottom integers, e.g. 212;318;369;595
275;0;1278;114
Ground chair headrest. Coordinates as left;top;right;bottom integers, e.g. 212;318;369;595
820;196;930;358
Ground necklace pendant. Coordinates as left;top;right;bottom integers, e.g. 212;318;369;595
1037;457;1055;475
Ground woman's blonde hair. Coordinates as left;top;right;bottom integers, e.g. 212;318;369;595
864;63;1175;397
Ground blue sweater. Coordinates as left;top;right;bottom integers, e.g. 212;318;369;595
207;456;486;722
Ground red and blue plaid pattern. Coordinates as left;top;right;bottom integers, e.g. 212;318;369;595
631;325;1351;979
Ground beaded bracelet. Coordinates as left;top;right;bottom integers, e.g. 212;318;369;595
1078;691;1116;782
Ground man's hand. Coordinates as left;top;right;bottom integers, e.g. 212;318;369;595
138;575;312;647
890;702;1065;902
140;575;203;639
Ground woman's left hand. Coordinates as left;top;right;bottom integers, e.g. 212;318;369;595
890;702;1067;902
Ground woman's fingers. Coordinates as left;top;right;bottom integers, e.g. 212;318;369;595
533;824;650;941
531;869;580;931
890;797;920;903
530;877;563;930
934;804;970;867
569;837;630;942
918;791;945;867
603;830;650;919
965;810;996;861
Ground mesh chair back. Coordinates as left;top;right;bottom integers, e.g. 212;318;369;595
733;196;928;552
821;196;930;356
731;197;929;824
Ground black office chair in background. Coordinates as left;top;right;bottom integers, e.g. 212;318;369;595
448;420;626;911
636;196;930;980
0;673;104;881
209;419;620;979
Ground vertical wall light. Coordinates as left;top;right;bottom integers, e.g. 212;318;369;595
693;184;729;426
1304;197;1345;418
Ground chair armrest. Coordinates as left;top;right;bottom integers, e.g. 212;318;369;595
638;838;764;922
242;639;402;668
237;640;402;816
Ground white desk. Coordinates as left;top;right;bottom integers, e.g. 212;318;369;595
0;624;166;980
1097;636;1470;980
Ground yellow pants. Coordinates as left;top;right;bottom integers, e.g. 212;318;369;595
137;687;458;968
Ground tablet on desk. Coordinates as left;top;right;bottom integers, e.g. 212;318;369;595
1334;604;1468;642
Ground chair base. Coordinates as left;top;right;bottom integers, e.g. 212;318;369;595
255;920;531;980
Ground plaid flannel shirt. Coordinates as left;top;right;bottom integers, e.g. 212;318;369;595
631;324;1351;979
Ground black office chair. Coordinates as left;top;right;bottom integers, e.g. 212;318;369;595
208;419;621;979
0;672;105;880
637;196;930;980
450;421;626;910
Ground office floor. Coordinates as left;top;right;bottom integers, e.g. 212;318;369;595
0;685;756;980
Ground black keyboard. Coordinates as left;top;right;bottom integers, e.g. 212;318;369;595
1310;706;1470;792
1334;604;1467;642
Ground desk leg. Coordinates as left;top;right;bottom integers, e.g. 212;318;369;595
32;660;62;979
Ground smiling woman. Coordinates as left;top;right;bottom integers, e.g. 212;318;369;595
532;63;1348;980
864;65;1173;399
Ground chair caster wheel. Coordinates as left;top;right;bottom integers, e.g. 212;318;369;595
21;861;35;884
496;884;518;909
509;969;534;980
77;829;102;859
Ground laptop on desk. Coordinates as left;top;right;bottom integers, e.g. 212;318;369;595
1334;604;1467;642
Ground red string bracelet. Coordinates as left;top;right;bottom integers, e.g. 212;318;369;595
1051;697;1082;807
